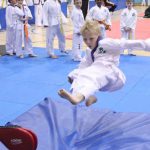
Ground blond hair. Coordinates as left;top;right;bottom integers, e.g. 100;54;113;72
126;0;133;3
80;20;101;36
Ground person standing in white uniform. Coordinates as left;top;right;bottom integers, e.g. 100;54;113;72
86;0;111;39
0;0;7;8
58;20;150;106
120;0;137;55
15;0;37;58
43;0;68;59
71;0;84;61
33;0;44;26
5;0;23;55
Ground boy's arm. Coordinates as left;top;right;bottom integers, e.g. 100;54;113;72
128;10;137;30
14;6;24;17
86;7;94;21
120;10;126;29
6;6;13;28
121;39;150;51
105;7;111;29
78;49;93;69
25;6;33;20
100;38;150;55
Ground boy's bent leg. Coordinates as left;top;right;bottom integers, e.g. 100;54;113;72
58;89;85;105
86;95;97;107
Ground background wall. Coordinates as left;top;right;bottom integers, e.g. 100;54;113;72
89;0;126;10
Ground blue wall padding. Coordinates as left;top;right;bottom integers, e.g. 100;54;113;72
0;8;6;30
61;2;67;17
8;98;150;150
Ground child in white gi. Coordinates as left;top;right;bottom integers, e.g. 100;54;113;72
5;0;23;55
71;0;84;61
86;0;111;39
58;20;150;106
15;0;37;58
120;0;137;55
141;0;146;6
43;0;68;59
33;0;44;26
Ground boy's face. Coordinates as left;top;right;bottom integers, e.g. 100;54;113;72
17;0;23;5
126;2;133;9
74;0;82;8
83;31;100;49
95;0;104;7
10;0;17;4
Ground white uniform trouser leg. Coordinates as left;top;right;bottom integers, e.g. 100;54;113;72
47;25;65;55
100;26;106;39
16;27;23;56
24;29;33;55
71;33;83;60
70;64;125;99
56;25;65;52
121;29;135;54
35;4;43;26
6;27;16;54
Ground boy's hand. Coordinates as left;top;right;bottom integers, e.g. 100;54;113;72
98;20;105;25
124;27;131;31
105;25;111;31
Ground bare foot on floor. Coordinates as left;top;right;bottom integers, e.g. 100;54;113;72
86;95;97;107
58;89;84;105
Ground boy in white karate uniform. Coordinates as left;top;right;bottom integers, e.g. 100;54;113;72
120;0;137;55
43;0;68;59
71;0;84;61
58;20;150;106
5;0;23;55
15;0;37;58
86;0;111;39
33;0;44;26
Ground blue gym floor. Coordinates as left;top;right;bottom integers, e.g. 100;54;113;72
0;48;150;125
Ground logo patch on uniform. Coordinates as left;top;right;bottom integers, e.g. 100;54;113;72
132;13;135;16
98;47;106;54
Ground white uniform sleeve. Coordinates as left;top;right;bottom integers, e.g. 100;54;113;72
86;7;94;21
122;39;150;51
25;6;33;19
105;7;111;26
128;10;137;30
43;1;49;26
14;6;24;17
6;6;13;28
100;38;150;54
120;10;126;29
78;49;93;69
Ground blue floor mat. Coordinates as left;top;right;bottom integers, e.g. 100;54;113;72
8;98;150;150
0;48;150;125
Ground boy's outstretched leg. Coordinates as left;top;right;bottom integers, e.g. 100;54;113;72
85;95;97;107
58;89;84;105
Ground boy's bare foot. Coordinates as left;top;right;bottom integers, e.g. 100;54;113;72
86;95;97;107
49;54;58;59
28;53;37;57
58;89;84;105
